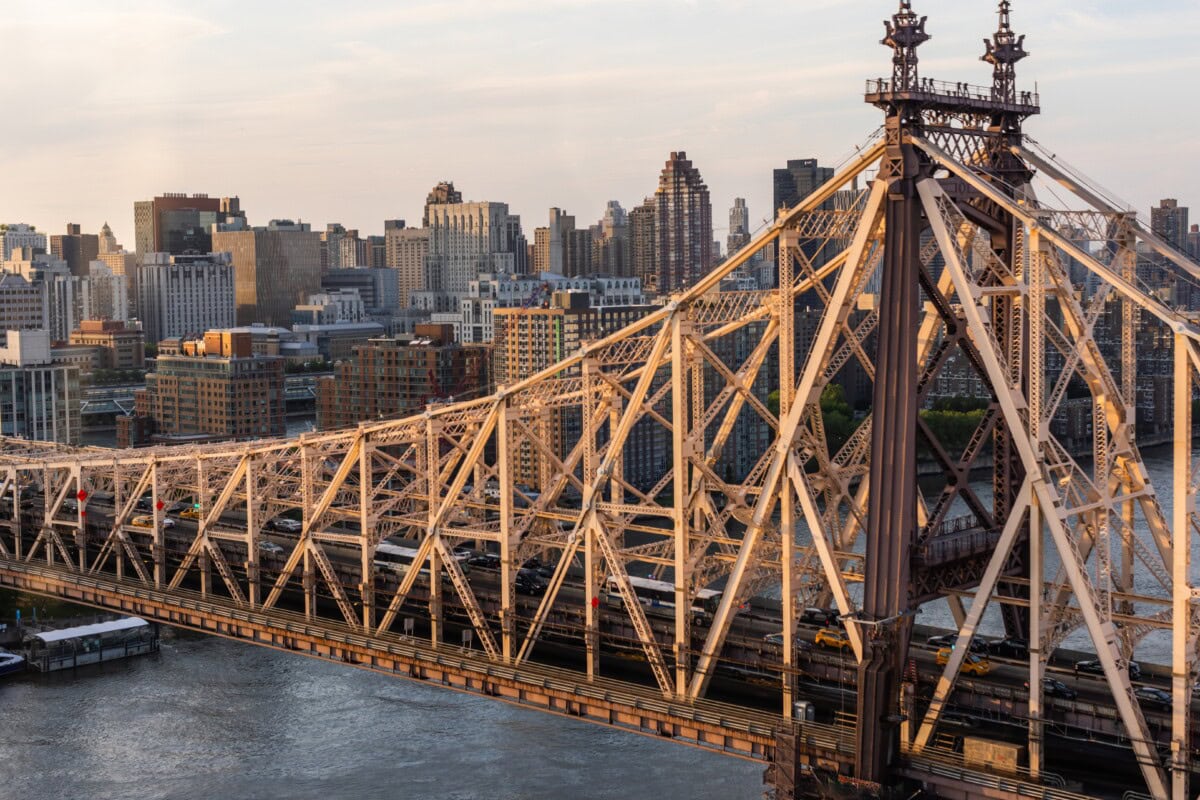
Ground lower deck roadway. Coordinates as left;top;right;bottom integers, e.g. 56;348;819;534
4;505;1195;796
0;557;1121;799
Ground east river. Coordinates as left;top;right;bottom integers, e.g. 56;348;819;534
0;624;764;800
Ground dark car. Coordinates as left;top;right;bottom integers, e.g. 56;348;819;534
1026;677;1077;700
801;607;838;627
764;631;815;652
1075;659;1142;681
926;633;957;648
522;557;555;579
927;633;990;653
1134;686;1172;710
468;552;501;570
516;568;549;596
989;638;1029;659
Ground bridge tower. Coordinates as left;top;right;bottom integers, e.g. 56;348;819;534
856;1;1039;784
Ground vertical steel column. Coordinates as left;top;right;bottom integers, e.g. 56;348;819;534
1171;333;1193;800
111;462;122;579
857;151;921;783
198;459;211;598
670;317;691;697
358;436;373;628
778;228;798;719
497;400;516;661
151;461;163;588
1027;229;1046;779
426;417;442;648
1119;231;1139;610
72;466;86;572
245;456;259;607
12;468;22;560
582;360;601;680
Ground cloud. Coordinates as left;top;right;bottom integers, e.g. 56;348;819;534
0;0;1195;239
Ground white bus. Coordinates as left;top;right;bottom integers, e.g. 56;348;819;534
605;575;722;618
374;542;470;576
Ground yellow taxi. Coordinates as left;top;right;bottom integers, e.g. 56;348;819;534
180;507;202;520
130;514;175;529
935;647;992;677
814;627;851;651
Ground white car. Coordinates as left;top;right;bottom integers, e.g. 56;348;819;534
270;518;303;534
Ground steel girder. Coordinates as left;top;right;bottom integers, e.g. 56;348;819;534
0;124;1199;798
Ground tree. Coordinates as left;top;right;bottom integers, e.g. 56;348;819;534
819;384;856;454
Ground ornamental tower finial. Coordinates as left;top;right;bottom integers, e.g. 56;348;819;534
882;1;931;92
983;0;1028;103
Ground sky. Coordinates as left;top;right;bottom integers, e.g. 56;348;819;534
4;0;1199;246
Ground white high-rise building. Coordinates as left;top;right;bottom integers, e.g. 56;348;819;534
385;225;430;307
5;249;74;340
5;249;130;339
728;198;751;256
137;253;236;343
424;201;524;295
0;224;47;261
83;261;131;322
434;272;647;343
0;330;81;444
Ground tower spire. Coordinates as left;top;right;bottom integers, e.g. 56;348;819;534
983;0;1028;104
882;0;930;93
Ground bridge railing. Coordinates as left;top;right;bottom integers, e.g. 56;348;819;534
864;77;1039;109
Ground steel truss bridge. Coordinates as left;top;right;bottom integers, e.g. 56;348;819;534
4;4;1200;798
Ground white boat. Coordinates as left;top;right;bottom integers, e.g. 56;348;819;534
24;617;158;672
0;648;25;677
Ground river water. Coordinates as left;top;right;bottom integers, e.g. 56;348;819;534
0;624;764;800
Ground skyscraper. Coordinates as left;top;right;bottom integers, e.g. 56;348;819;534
424;201;525;294
136;253;236;342
97;222;119;255
1151;198;1189;252
0;224;46;260
773;158;835;215
134;194;245;259
212;220;322;326
535;209;592;277
49;223;99;277
423;181;463;227
728;198;751;256
593;201;631;277
0;330;80;445
385;222;429;307
629;200;656;290
653;151;713;292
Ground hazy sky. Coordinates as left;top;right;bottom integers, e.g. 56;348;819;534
5;0;1198;246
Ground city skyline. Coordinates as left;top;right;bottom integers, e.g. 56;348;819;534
5;0;1198;242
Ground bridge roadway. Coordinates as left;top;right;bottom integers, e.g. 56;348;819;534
0;557;1117;800
3;495;1195;796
